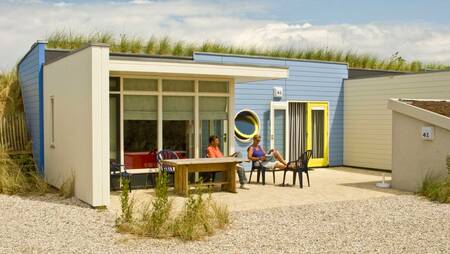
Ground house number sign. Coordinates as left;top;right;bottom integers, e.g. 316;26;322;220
421;126;434;141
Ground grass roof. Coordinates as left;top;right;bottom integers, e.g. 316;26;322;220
46;31;449;73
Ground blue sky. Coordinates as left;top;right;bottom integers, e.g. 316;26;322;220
1;0;450;68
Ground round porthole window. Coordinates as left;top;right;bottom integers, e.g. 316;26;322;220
234;109;260;143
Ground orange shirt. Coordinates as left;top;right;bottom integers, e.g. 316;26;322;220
207;145;224;158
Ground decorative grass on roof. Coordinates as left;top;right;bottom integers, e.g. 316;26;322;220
46;31;449;73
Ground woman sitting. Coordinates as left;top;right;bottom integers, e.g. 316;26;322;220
207;135;249;190
247;134;288;170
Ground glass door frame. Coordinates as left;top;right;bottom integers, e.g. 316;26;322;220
269;101;289;159
306;102;329;167
270;100;329;167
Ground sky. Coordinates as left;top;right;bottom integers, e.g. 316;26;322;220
1;0;450;69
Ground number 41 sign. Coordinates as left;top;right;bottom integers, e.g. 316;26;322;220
421;126;434;141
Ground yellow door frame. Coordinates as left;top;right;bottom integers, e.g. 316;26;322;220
306;102;329;167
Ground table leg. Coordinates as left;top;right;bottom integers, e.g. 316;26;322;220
227;163;237;193
182;165;189;196
174;165;180;194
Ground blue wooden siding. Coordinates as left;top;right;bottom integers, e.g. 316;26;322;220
194;53;348;167
18;42;46;174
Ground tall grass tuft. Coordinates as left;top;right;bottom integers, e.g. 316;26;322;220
0;149;48;195
140;172;173;238
44;31;449;72
116;176;230;241
420;158;450;203
0;69;23;115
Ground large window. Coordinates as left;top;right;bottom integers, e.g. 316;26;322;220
163;96;194;158
109;77;231;168
199;97;228;157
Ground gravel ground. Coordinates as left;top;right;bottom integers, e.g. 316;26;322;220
0;194;449;254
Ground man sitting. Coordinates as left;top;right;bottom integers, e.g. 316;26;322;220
207;135;249;190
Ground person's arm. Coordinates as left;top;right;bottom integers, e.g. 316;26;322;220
207;147;216;158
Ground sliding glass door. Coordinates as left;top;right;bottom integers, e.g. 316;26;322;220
109;77;232;169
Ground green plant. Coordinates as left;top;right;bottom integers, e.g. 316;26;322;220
0;149;48;195
141;171;173;238
0;69;23;115
420;159;450;204
44;30;450;73
118;177;134;225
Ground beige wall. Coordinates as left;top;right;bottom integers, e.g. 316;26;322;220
344;72;450;170
392;111;450;192
43;45;110;207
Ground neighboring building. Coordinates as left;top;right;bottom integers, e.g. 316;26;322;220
388;99;450;192
344;71;450;170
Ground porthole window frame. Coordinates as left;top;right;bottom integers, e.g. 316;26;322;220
234;109;260;143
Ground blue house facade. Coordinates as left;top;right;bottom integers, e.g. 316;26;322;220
17;41;46;174
194;53;348;166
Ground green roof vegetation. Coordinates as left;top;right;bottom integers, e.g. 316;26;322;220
46;31;449;72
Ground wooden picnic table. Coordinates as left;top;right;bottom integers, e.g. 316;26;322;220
161;157;247;196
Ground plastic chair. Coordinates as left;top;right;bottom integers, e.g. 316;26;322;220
156;150;179;184
283;150;312;188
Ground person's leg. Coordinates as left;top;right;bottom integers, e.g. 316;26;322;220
272;149;288;165
236;165;249;189
273;161;287;170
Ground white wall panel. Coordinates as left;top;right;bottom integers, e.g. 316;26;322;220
44;45;110;206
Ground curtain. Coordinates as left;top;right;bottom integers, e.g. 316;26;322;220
312;110;324;158
199;97;228;120
124;95;157;120
163;96;194;120
288;102;306;161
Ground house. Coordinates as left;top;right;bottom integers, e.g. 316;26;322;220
388;99;450;192
344;71;450;170
18;41;352;206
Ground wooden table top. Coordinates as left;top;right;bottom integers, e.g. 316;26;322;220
161;157;247;166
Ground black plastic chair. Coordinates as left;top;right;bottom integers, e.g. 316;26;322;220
156;150;179;185
283;150;312;188
248;160;263;184
110;161;131;191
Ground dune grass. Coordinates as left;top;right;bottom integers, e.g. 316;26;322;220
116;173;230;241
0;69;23;115
0;149;48;195
419;156;450;203
45;31;449;72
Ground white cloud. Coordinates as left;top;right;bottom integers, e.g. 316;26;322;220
0;0;449;69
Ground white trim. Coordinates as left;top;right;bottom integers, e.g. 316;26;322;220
194;80;199;159
270;101;289;158
109;59;289;83
229;80;235;154
157;79;163;151
119;77;124;168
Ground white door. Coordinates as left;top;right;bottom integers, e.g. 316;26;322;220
270;101;289;159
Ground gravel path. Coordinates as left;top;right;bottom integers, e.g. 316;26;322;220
0;194;449;253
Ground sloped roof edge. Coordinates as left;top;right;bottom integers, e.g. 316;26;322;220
388;98;450;130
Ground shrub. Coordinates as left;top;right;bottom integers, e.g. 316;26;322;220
0;149;48;195
140;172;173;238
116;176;230;241
420;159;450;203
